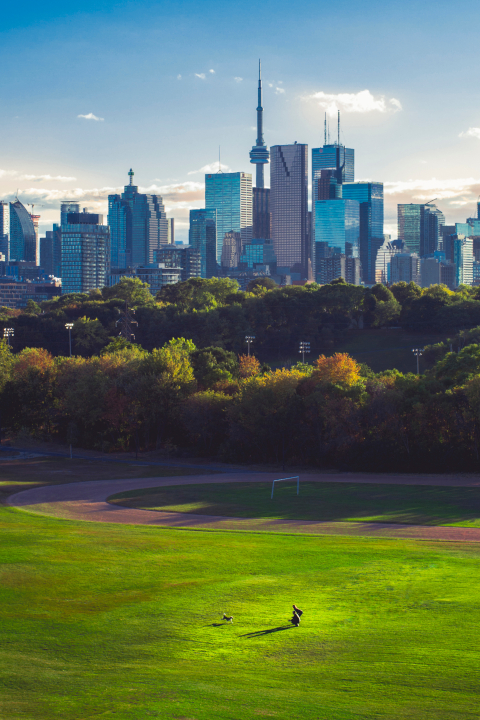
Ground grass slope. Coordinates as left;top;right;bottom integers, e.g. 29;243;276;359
109;480;480;527
1;505;480;719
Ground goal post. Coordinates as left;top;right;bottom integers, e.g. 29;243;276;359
271;476;299;499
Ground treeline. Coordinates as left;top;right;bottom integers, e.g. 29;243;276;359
3;337;480;472
3;276;480;360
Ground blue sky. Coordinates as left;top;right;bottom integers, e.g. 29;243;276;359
1;0;480;240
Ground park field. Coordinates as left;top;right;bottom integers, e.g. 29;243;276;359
2;497;480;719
109;480;480;527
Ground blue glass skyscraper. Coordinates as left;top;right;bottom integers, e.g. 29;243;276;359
9;200;37;263
189;209;217;278
343;182;384;283
205;172;252;263
314;199;360;258
108;169;169;268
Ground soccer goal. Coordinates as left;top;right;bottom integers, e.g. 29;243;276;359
271;476;300;499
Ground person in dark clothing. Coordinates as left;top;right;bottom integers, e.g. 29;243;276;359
291;612;301;627
292;604;303;617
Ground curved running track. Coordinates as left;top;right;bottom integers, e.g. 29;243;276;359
8;471;480;542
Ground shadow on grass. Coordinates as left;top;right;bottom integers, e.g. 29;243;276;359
207;623;232;627
240;625;294;637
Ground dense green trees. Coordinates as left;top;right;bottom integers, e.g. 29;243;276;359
5;277;480;361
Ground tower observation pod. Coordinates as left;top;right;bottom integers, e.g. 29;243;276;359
249;60;270;189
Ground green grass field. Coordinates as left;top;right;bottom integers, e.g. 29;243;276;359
2;501;480;719
109;480;480;527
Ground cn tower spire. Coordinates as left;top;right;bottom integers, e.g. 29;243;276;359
249;59;269;189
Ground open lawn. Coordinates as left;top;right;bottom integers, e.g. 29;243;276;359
0;457;214;505
2;504;480;719
109;480;480;527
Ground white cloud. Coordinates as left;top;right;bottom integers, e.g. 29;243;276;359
78;113;104;122
268;83;273;88
209;69;215;74
275;87;285;95
194;73;206;80
234;77;243;83
384;177;480;201
177;74;182;80
188;162;232;175
0;168;76;182
459;127;480;140
302;89;402;115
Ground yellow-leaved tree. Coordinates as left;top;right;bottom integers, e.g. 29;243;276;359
313;353;361;386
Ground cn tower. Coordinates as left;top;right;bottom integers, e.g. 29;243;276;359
249;60;269;188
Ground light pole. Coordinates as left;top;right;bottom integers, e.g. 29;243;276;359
299;341;310;364
412;347;423;375
65;323;74;357
3;328;14;346
245;335;255;357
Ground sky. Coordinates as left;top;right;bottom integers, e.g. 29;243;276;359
1;0;480;241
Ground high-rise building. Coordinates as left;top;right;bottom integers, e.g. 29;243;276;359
154;245;201;281
205;172;252;263
453;236;473;287
108;169;169;268
314;199;360;258
61;211;110;294
240;238;276;270
249;60;269;190
375;239;402;284
270;143;308;276
189;209;217;278
61;201;80;226
398;203;443;257
221;231;242;268
343;182;384;283
9;200;37;263
0;201;9;261
252;188;270;238
390;253;421;284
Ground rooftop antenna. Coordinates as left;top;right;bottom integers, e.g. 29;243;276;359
128;168;134;186
337;110;340;146
327;118;330;144
324;112;327;145
217;146;224;173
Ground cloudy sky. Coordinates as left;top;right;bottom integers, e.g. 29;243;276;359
1;0;480;241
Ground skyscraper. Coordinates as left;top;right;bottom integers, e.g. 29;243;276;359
9;200;37;263
343;182;384;283
61;201;80;226
61;210;110;294
189;209;217;278
249;60;269;190
398;203;443;257
108;169;169;268
0;201;9;261
205;172;252;263
270;143;308;276
314;199;360;257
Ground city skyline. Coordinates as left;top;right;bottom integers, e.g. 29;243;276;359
1;0;480;241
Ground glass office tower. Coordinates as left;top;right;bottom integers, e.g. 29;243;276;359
205;172;252;263
9;200;37;262
189;209;217;278
314;199;360;257
270;143;309;276
61;201;80;226
398;203;443;257
343;182;384;283
108;169;169;268
312;144;354;197
61;211;110;294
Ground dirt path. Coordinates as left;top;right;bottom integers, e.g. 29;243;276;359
8;470;480;541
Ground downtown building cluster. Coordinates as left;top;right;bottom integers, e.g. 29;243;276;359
1;64;480;308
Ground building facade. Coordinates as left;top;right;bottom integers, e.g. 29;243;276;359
252;188;270;239
314;199;360;258
398;203;444;257
270;143;309;277
390;253;421;284
343;182;384;284
205;172;252;263
375;239;401;284
188;209;217;278
61;211;110;294
221;232;242;268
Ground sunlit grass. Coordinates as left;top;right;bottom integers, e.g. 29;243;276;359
1;505;480;719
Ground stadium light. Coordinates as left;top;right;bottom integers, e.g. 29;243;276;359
245;335;255;357
3;328;14;346
412;347;423;375
65;323;74;357
299;341;310;364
